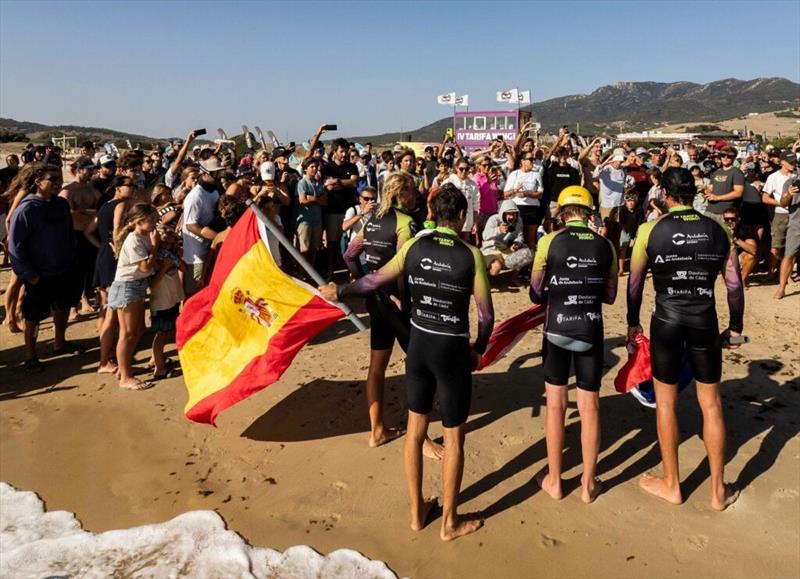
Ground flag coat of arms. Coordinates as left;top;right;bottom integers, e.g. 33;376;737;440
177;210;344;425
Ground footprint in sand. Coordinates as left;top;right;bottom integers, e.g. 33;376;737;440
539;534;562;548
772;487;799;500
332;481;348;491
686;534;709;551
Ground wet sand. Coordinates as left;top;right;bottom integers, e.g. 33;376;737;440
1;266;799;578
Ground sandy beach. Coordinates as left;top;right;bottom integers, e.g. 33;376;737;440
1;265;799;578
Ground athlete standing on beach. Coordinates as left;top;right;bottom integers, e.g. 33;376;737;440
321;184;494;541
627;167;744;511
530;185;618;504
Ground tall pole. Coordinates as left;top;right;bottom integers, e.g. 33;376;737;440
245;199;367;332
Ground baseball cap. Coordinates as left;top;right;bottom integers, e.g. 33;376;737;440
635;147;648;156
99;154;117;167
392;144;404;153
271;147;288;161
611;148;625;162
360;149;371;159
72;156;98;170
260;161;276;181
780;151;798;163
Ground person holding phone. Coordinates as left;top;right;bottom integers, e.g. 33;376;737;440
627;167;744;512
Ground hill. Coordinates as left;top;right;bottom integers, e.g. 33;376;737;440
0;118;162;147
349;77;800;144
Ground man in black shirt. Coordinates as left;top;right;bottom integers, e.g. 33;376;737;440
321;138;359;278
543;147;581;219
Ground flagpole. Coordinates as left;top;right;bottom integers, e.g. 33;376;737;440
245;200;367;332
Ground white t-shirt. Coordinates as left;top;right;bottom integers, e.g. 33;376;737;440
182;185;219;264
764;171;794;215
115;231;152;282
504;169;543;207
444;174;479;232
151;269;183;312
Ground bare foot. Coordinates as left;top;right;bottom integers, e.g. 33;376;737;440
368;427;404;448
68;308;79;322
97;362;118;374
581;477;603;504
423;437;444;461
710;483;739;511
4;318;21;333
79;302;95;315
536;469;563;500
119;377;154;391
440;514;484;541
410;497;438;531
639;473;682;505
773;288;785;299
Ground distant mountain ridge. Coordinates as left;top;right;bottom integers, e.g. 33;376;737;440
348;77;800;143
2;77;798;147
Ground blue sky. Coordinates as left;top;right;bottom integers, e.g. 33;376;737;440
1;0;798;140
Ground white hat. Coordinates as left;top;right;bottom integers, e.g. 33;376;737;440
199;157;225;173
99;154;116;166
611;147;626;162
260;161;276;181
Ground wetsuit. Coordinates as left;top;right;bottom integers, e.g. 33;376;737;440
627;205;744;384
343;207;415;350
530;220;618;391
339;227;494;427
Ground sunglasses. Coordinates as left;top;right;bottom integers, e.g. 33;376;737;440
722;154;736;159
480;162;490;166
361;196;376;201
523;157;534;161
723;218;737;223
457;167;468;171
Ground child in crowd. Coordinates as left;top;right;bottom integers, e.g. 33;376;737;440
108;203;159;391
152;183;181;229
149;226;184;380
617;192;644;275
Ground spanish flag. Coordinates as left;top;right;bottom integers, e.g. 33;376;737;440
177;210;344;425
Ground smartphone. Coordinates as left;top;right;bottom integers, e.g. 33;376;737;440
193;128;207;137
323;124;337;131
728;335;749;345
445;128;454;140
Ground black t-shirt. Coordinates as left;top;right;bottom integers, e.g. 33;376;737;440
321;161;359;214
708;166;745;214
424;159;438;188
543;161;581;205
620;205;644;237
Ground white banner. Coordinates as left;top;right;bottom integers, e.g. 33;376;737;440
455;94;469;107
437;92;456;105
496;89;519;103
517;90;531;104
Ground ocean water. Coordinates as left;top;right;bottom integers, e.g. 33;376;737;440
0;482;397;579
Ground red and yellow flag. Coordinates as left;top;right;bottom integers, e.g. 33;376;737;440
177;211;344;425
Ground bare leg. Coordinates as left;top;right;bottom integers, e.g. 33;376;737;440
440;424;483;541
696;381;739;511
52;308;69;350
116;302;150;389
537;382;567;500
405;410;437;531
3;273;22;332
152;331;168;375
577;388;602;503
98;305;118;373
639;379;683;505
23;319;38;361
366;348;402;447
767;248;780;278
774;255;796;299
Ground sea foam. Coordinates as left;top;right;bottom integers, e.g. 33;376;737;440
0;482;397;578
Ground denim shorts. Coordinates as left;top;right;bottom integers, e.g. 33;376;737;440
108;278;149;309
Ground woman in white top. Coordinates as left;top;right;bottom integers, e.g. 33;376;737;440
504;153;544;247
444;160;480;242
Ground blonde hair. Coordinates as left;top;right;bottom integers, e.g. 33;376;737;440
377;172;415;219
113;202;157;256
151;183;172;206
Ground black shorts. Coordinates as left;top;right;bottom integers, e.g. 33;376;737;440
365;293;409;351
405;327;472;427
517;205;542;227
740;202;769;228
542;337;603;392
22;270;82;323
650;316;722;384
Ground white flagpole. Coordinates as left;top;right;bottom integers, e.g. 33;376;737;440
245;200;367;332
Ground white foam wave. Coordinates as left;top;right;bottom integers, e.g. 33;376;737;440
0;482;397;579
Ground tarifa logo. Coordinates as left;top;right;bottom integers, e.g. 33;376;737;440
566;256;578;268
420;258;432;270
672;233;686;245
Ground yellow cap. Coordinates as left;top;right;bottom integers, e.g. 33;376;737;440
557;185;594;210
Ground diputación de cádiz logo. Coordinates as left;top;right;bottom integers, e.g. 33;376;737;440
232;287;278;328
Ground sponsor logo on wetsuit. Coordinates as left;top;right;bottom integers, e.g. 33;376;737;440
408;275;437;288
556;313;584;324
563;295;599;306
696;287;713;297
654;253;692;263
566;255;598;269
666;287;693;296
695;252;725;262
671;232;709;246
420;258;452;272
585;312;602;322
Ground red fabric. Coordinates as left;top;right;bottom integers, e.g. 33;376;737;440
614;334;652;393
185;295;343;425
177;210;261;349
477;305;546;370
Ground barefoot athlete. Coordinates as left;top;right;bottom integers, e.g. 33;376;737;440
321;184;494;541
530;185;618;504
627;167;744;511
341;172;418;448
